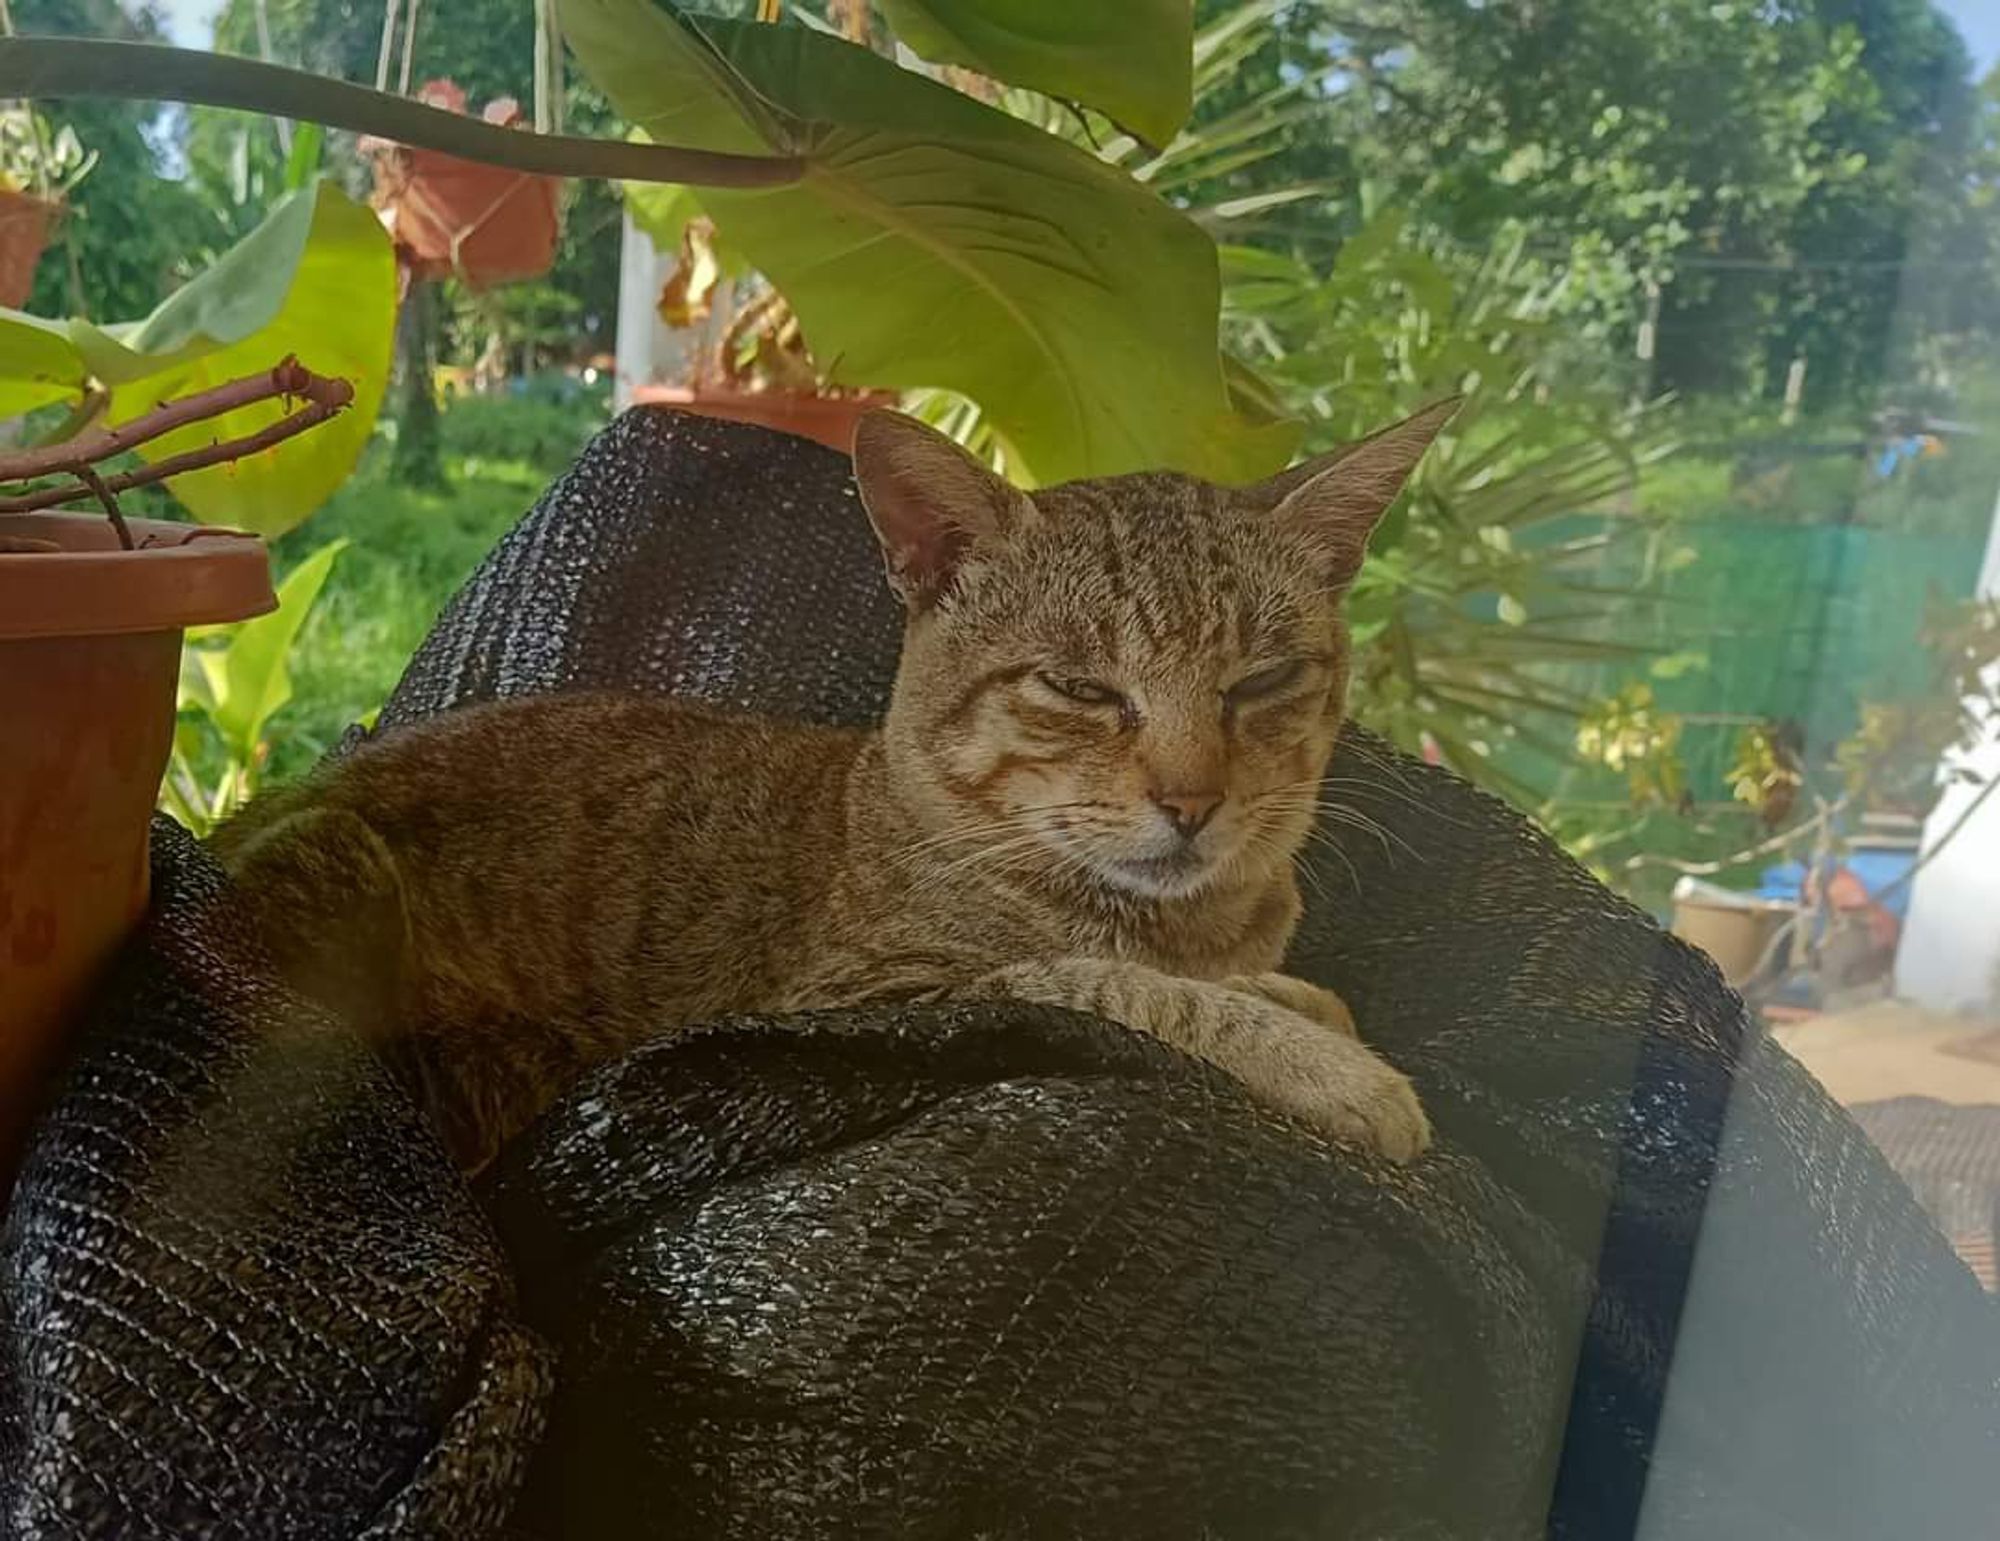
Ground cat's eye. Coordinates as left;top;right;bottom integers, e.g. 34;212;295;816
1037;672;1124;708
1228;660;1307;701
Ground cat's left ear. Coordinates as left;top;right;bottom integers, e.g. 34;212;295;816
852;410;1034;612
1249;396;1462;587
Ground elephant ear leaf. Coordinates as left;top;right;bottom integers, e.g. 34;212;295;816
0;183;394;536
559;0;1294;485
876;0;1194;148
0;310;87;420
73;183;395;536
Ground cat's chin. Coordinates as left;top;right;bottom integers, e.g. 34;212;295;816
1095;851;1226;901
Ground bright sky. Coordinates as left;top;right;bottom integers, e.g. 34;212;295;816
157;0;2000;72
158;0;214;47
1941;0;2000;79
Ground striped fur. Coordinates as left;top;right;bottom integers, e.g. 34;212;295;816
214;404;1455;1170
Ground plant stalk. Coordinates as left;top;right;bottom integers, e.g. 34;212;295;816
0;38;805;188
0;357;355;516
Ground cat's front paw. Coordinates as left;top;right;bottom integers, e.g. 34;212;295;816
1222;1008;1431;1162
1224;972;1358;1038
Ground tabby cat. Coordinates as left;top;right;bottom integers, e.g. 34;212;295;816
213;402;1457;1173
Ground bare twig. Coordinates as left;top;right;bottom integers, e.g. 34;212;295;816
0;356;354;517
73;465;132;550
1623;795;1854;878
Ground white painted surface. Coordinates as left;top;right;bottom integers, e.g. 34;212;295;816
1894;487;2000;1013
613;211;688;409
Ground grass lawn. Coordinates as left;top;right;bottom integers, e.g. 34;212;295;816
261;384;611;780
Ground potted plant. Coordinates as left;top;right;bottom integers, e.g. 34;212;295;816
0;178;395;1183
634;212;893;452
0;104;92;307
362;79;562;292
0;359;357;1177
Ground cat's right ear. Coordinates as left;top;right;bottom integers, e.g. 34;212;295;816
851;410;1032;611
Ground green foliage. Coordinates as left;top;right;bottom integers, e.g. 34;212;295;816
12;0;210;323
876;0;1194;146
1725;722;1803;818
578;0;1294;483
1576;682;1687;808
1558;591;1997;902
0;309;82;418
0;182;396;535
165;537;348;834
259;388;608;778
1284;0;1983;409
197;0;628;356
0;105;95;198
435;375;609;463
1834;596;2000;815
1224;213;1674;800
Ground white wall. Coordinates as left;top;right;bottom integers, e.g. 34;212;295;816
1894;491;2000;1013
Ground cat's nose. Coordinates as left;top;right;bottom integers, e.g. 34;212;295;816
1150;789;1222;838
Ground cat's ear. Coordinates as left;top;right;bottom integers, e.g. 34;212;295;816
1250;396;1461;587
851;410;1033;611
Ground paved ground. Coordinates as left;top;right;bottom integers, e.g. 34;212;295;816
1771;1001;2000;1108
1770;1002;2000;1290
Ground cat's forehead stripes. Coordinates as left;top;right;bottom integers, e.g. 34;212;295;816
959;472;1316;665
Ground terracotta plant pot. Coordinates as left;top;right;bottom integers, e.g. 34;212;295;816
364;82;562;291
0;512;274;1182
0;186;58;309
633;384;899;455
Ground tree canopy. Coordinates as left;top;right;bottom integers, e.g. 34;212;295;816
14;0;2000;417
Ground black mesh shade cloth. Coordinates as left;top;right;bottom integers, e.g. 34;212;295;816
4;408;1997;1538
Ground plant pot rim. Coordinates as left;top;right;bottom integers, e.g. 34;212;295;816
637;383;898;406
0;511;276;642
0;185;63;211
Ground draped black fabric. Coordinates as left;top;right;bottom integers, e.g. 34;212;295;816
4;407;1996;1538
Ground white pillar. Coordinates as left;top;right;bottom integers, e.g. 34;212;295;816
1894;487;2000;1012
613;210;690;410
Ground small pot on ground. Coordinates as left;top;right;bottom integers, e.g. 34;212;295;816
633;383;897;454
0;514;274;1170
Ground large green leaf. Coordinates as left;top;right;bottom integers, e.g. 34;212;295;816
564;0;1294;485
877;0;1193;147
79;183;395;535
0;182;394;535
0;310;88;419
182;537;348;754
622;169;751;277
624;177;707;252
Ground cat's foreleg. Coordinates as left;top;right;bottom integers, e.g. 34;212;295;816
1220;972;1359;1038
956;958;1429;1161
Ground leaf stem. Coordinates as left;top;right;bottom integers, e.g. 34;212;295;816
0;38;805;188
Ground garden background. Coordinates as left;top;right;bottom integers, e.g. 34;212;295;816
10;0;2000;917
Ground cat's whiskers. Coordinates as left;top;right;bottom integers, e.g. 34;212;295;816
904;828;1066;905
889;799;1110;870
889;809;1073;870
1235;820;1338;903
1310;802;1424;863
1296;825;1366;896
1316;772;1438;820
1330;737;1477;830
1251;784;1426;868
